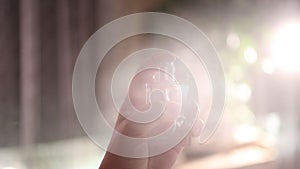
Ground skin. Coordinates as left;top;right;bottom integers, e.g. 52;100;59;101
99;55;203;169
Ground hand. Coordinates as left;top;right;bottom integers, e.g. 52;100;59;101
99;55;203;169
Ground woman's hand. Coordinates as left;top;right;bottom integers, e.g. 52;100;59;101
99;56;203;169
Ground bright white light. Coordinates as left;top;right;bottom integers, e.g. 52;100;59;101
236;83;252;102
262;58;275;74
233;124;260;144
271;22;300;73
227;32;240;50
264;113;281;135
244;47;258;64
2;167;17;169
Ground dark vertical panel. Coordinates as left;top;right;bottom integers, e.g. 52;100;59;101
0;0;20;147
57;0;82;138
69;0;97;138
57;0;72;138
78;0;96;45
69;0;81;58
39;0;59;142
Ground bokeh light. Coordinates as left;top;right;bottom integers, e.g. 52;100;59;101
227;32;241;50
264;113;281;135
244;47;258;64
235;83;252;102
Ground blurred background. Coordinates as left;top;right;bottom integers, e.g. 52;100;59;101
1;0;300;168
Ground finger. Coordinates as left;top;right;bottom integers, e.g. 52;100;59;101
191;116;204;137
